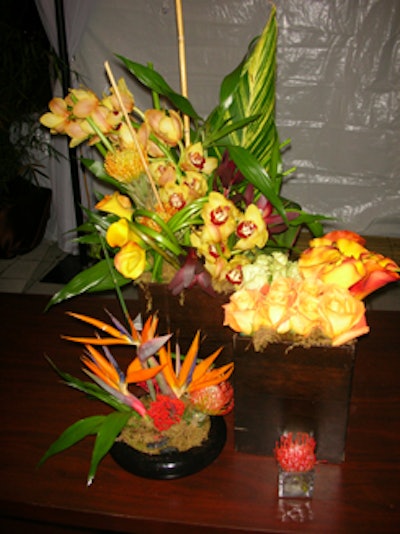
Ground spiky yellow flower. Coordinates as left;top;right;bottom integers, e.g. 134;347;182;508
104;148;147;184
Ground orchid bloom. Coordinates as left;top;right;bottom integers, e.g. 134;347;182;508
180;142;218;175
101;78;134;114
200;192;239;243
234;204;269;251
144;109;183;146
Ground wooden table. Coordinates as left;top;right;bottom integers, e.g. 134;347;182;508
0;293;399;533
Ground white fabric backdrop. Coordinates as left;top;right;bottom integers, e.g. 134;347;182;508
38;0;400;250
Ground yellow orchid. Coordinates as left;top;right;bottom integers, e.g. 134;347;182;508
200;192;239;243
159;182;190;213
144;109;183;146
39;97;69;133
234;204;268;251
101;78;134;114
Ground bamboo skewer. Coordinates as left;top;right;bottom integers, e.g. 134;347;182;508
104;61;164;211
175;0;190;147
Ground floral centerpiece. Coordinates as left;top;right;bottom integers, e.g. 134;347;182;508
38;2;399;473
39;309;234;485
40;6;327;309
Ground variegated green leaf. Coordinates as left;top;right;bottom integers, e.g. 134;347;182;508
220;6;278;171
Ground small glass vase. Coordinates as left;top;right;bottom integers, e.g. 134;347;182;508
278;468;315;498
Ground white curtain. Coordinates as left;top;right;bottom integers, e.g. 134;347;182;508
35;0;96;253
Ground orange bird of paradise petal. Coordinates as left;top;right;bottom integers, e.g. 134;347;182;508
188;362;234;393
63;312;134;345
81;345;121;390
177;330;200;388
125;357;165;384
158;344;180;393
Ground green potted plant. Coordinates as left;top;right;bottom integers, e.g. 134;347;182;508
0;0;54;258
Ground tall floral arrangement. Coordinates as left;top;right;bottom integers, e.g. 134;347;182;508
40;5;399;348
40;6;325;306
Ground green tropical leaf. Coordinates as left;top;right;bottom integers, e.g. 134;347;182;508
38;415;106;467
227;145;287;222
45;260;131;309
203;115;259;147
116;55;200;120
88;411;131;486
45;357;131;411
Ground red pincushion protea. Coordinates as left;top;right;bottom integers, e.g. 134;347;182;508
274;432;316;472
148;394;185;431
189;381;234;416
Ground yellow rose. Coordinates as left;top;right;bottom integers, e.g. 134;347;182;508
114;242;146;280
95;192;133;219
223;289;260;335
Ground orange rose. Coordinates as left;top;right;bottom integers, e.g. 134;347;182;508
349;252;400;300
317;284;369;346
223;289;260;335
114;242;146;279
298;231;400;299
255;278;297;334
290;280;323;337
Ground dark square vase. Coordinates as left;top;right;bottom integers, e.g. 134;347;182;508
233;335;356;463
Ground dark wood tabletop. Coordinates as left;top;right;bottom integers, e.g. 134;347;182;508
0;292;399;533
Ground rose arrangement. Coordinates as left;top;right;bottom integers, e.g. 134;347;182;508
40;6;326;308
39;309;234;485
223;230;399;348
